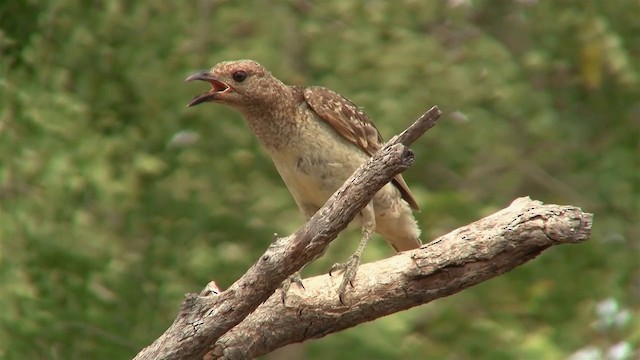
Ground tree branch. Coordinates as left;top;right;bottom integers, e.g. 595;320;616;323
134;106;593;359
213;197;593;359
134;107;443;360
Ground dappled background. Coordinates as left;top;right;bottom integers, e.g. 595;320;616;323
1;1;638;359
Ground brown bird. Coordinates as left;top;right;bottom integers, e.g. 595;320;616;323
186;60;421;297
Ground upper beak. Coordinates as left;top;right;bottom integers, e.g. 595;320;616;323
185;70;230;107
184;70;215;83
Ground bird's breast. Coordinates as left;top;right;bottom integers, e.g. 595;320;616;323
267;114;369;210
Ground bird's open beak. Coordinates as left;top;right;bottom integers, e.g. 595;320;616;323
185;71;231;107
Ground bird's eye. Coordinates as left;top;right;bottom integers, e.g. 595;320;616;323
232;70;247;82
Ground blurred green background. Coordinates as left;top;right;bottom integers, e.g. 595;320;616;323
1;1;638;359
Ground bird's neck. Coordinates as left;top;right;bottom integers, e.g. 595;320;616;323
240;86;304;151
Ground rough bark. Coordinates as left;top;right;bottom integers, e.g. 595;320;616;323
213;197;592;359
133;106;593;359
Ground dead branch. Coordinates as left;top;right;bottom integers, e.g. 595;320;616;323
134;106;593;359
213;197;592;358
134;107;442;360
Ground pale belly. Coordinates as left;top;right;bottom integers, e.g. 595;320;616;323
270;140;368;218
269;140;421;252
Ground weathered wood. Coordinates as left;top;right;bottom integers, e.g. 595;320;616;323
134;107;442;360
133;106;593;360
212;197;593;358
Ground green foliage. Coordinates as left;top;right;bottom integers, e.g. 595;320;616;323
1;0;638;359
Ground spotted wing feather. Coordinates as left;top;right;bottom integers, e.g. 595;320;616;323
303;86;419;210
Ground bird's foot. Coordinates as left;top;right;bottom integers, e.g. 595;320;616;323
329;253;361;303
280;272;305;304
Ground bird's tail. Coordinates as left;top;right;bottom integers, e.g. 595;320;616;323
377;215;422;252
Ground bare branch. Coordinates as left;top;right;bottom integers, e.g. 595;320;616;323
392;106;441;146
134;107;443;360
134;106;593;359
212;197;593;358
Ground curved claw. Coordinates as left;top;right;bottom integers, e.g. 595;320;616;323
280;272;305;304
332;254;360;302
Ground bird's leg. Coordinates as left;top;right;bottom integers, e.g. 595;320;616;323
268;230;307;303
280;269;305;304
330;201;375;301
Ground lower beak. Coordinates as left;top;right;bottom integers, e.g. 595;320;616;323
185;71;230;107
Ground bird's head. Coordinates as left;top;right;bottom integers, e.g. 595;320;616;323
185;59;284;110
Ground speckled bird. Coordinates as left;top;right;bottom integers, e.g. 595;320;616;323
186;60;421;295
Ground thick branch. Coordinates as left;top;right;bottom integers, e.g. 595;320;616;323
214;197;593;358
134;107;443;360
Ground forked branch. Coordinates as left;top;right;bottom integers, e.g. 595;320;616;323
134;106;593;360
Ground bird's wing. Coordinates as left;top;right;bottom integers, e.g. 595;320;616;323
303;86;419;210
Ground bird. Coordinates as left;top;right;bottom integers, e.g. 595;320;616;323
185;59;421;298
